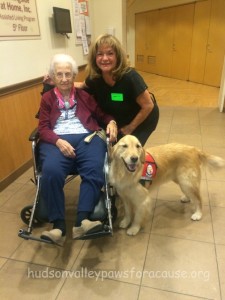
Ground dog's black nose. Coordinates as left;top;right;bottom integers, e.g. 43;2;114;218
130;156;138;163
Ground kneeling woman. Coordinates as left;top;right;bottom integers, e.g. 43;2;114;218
76;34;159;146
38;54;117;245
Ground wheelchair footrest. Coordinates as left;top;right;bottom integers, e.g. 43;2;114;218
76;225;113;240
18;228;62;246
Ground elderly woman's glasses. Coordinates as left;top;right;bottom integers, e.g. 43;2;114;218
54;72;73;79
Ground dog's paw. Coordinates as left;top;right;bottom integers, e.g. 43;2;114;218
126;226;140;236
119;218;130;229
191;212;202;221
180;196;190;203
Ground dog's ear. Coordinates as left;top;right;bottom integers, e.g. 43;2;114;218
140;146;146;164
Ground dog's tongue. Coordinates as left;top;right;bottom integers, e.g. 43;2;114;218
128;164;136;172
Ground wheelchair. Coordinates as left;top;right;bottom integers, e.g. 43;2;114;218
18;128;117;246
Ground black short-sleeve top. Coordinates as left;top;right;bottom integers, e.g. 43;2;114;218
85;68;148;127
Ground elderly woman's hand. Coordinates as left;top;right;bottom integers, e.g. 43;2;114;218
106;120;118;142
56;138;76;158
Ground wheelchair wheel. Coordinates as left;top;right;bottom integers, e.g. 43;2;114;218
20;205;44;227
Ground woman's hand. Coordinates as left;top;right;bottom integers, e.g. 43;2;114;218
120;124;135;135
106;120;118;142
56;138;76;158
74;81;87;89
120;90;154;135
43;74;54;85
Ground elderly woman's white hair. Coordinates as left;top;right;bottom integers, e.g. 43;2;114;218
49;54;78;77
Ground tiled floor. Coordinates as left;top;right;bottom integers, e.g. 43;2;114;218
1;74;225;299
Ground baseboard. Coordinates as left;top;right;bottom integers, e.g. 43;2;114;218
0;160;33;192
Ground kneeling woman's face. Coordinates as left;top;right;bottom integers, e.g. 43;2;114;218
53;63;75;95
96;45;117;75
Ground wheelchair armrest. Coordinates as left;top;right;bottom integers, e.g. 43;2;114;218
29;128;39;142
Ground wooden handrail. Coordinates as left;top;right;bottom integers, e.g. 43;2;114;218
0;77;43;97
0;64;87;97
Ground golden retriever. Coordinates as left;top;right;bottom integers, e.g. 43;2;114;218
109;135;225;236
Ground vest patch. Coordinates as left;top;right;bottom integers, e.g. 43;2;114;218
141;152;157;181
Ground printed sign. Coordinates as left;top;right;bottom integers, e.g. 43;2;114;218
0;0;40;40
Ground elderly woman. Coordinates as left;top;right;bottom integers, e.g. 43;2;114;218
38;54;117;245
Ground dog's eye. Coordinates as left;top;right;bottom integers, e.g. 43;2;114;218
122;144;128;148
136;144;141;148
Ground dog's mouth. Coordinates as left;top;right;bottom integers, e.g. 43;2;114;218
122;158;137;172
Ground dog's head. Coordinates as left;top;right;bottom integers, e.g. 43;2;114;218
111;135;145;173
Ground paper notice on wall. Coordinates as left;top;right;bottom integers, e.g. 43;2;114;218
85;16;91;35
74;1;80;16
82;34;89;55
79;1;88;15
73;0;91;50
80;23;88;54
75;15;84;37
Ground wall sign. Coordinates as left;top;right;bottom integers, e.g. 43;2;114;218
0;0;40;40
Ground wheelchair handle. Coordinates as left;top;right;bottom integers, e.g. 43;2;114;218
29;128;39;142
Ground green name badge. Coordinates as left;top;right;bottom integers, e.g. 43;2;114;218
111;93;124;101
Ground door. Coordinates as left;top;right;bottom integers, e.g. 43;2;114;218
189;0;211;84
156;4;194;80
171;4;194;80
145;10;159;74
156;7;174;77
204;0;225;86
135;12;148;71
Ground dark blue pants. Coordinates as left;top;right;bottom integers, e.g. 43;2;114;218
39;133;106;223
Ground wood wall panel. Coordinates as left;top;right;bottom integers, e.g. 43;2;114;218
0;85;42;183
171;3;194;80
145;10;159;74
204;0;225;86
135;0;225;87
135;12;148;71
189;0;211;83
136;3;194;80
156;7;174;77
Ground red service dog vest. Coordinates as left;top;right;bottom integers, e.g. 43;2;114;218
141;152;157;181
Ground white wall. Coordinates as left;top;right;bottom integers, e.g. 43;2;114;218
0;0;126;88
0;0;87;88
2;0;206;88
126;0;203;66
89;0;126;48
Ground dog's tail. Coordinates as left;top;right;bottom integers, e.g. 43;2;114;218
200;151;225;171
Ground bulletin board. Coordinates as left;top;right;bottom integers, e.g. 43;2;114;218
0;0;40;40
73;0;91;55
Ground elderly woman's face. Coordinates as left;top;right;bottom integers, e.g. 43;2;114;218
53;63;75;94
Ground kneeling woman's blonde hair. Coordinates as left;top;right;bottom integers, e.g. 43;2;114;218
87;34;130;81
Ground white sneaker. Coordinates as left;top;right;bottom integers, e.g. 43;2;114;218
72;226;85;239
81;219;103;234
41;229;65;246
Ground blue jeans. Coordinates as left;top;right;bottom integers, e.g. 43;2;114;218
39;133;106;223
